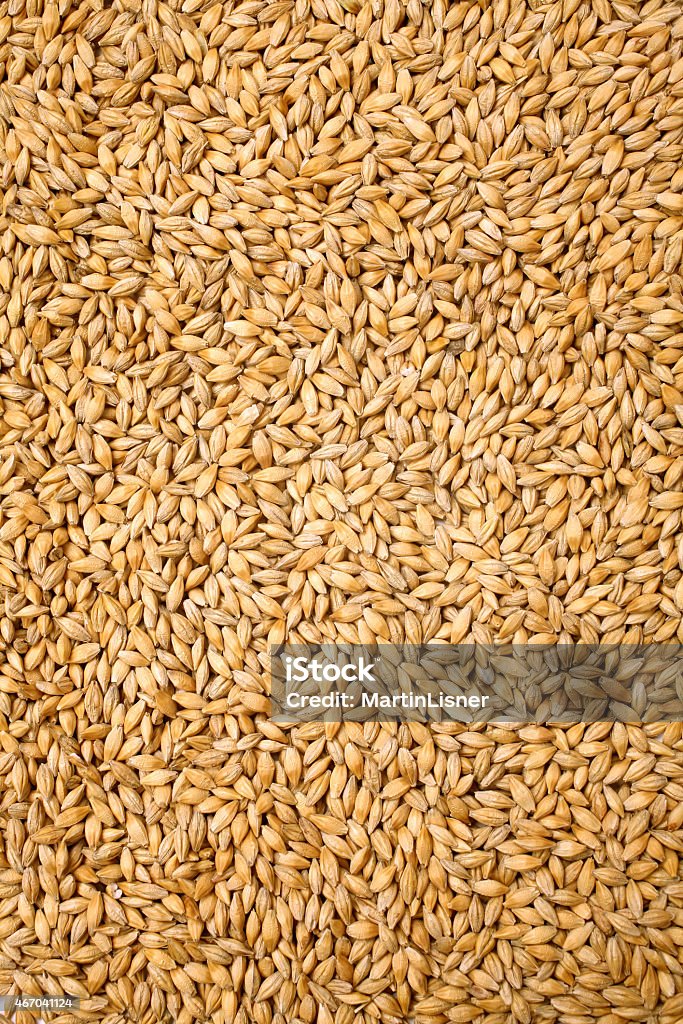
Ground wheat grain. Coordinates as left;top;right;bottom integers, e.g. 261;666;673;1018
0;0;682;1020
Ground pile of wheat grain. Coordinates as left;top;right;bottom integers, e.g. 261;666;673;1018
1;0;683;1021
